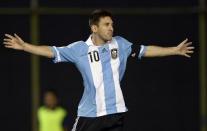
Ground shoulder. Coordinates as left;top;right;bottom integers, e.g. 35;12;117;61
57;107;67;116
38;106;46;111
114;36;129;42
66;41;89;56
113;36;132;49
114;36;125;41
64;41;88;56
66;41;86;49
37;106;47;115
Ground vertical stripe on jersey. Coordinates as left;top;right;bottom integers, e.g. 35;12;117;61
98;45;117;114
109;40;126;112
76;52;97;117
88;46;107;116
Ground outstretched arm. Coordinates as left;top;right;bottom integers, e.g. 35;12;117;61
143;38;194;58
3;34;54;58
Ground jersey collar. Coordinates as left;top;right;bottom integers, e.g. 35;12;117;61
85;35;113;46
85;35;93;46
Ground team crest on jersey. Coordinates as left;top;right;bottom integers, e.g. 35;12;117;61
111;48;118;59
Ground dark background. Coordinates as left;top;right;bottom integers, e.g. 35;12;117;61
0;0;202;131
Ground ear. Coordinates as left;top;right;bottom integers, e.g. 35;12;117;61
91;25;98;33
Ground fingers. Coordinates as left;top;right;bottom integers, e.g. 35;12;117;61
184;38;188;42
3;36;14;46
3;38;12;42
3;41;12;46
4;34;15;44
14;33;22;41
184;46;194;57
3;33;16;47
187;50;194;53
3;41;14;48
185;42;192;47
3;33;25;50
186;46;194;52
4;45;13;48
186;48;194;54
181;38;194;58
5;34;15;39
187;47;195;50
4;33;21;41
178;38;189;47
183;47;194;58
3;33;19;45
184;54;191;58
182;38;188;44
181;38;193;46
14;33;19;38
4;33;23;44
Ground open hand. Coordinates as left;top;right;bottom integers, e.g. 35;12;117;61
3;34;25;50
176;38;194;58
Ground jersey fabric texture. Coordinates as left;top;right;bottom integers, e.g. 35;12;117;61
50;36;146;117
38;106;67;131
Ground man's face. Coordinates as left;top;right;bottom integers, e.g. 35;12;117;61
44;92;57;109
93;16;114;41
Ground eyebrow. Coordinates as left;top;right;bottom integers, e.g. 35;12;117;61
105;22;113;25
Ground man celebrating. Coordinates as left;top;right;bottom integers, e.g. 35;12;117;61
3;9;194;131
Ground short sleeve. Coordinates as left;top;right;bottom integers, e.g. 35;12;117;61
114;36;133;57
50;42;80;63
138;45;147;59
37;106;44;122
131;44;147;59
115;36;147;59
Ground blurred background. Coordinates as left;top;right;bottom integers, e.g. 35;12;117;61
0;0;206;131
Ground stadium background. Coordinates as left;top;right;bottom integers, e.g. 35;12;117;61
0;0;206;131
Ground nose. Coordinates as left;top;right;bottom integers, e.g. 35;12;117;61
109;25;113;32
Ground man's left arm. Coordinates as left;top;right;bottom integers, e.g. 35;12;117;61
143;38;194;58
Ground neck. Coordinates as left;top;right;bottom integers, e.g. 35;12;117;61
91;34;107;46
46;105;57;110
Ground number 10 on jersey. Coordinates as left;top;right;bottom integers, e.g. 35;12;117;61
88;51;100;63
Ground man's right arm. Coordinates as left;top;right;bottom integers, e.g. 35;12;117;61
3;34;54;58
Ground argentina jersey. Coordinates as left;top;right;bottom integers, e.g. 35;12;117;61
50;36;147;117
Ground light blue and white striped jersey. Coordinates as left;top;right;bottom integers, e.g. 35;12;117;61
51;36;146;117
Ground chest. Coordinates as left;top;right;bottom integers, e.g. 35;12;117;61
88;46;119;63
39;110;65;122
78;45;125;68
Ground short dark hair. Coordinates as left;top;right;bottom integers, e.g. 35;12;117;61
44;88;58;98
89;9;112;26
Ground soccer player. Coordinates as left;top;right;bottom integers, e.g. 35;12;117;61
3;9;194;131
